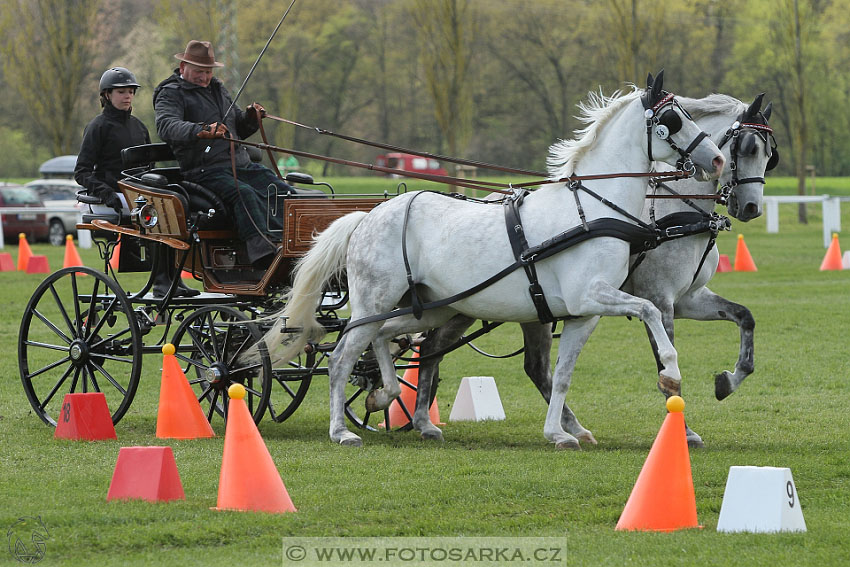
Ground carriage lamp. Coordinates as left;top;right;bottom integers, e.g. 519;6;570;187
130;196;158;230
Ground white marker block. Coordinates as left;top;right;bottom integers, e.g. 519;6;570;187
448;376;505;422
717;466;807;533
842;250;850;269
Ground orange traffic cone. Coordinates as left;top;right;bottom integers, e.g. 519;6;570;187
819;233;843;271
156;344;215;439
615;396;700;532
381;352;444;428
63;234;86;273
214;384;296;513
17;233;32;271
109;236;121;271
733;234;757;271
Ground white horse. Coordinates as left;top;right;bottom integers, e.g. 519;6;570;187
260;72;725;446
411;92;776;447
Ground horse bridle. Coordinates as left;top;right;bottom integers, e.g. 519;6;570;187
714;114;778;206
642;92;710;176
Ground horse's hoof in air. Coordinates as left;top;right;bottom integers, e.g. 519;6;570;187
714;371;734;401
364;391;381;413
657;373;682;397
555;440;581;451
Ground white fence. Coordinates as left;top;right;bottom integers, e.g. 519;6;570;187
0;206;91;249
762;195;849;248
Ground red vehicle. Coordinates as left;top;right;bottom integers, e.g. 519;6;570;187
0;183;48;243
375;153;448;178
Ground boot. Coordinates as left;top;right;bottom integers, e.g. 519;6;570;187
152;248;200;298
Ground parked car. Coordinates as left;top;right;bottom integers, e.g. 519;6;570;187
375;152;448;178
0;183;48;243
25;179;83;246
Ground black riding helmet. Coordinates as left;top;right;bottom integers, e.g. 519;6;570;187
99;67;140;106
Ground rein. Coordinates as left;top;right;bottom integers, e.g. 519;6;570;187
225;135;692;196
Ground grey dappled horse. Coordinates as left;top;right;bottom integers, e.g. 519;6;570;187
412;93;776;448
258;73;725;447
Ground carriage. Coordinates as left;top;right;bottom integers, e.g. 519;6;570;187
17;141;429;431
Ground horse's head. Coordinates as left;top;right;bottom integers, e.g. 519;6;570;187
642;70;725;182
714;94;777;221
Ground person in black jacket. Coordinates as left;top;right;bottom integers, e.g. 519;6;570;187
76;67;199;297
154;40;292;268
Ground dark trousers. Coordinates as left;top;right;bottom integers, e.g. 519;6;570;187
192;163;290;262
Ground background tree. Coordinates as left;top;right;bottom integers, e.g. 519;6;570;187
0;0;101;156
410;0;477;164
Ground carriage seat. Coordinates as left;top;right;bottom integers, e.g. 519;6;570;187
116;143;233;231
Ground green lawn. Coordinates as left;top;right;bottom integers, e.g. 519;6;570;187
0;189;848;566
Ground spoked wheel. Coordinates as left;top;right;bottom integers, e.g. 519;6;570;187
267;348;314;423
171;306;271;425
19;267;143;426
343;346;425;432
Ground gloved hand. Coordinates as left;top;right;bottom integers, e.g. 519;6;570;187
102;191;123;211
197;122;229;139
245;102;266;123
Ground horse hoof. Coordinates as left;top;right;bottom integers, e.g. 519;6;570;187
715;371;734;401
364;391;381;413
687;436;705;449
657;373;681;397
420;430;444;442
340;437;363;447
577;431;598;446
555;440;581;450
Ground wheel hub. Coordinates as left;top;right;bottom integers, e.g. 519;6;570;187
205;362;230;390
68;340;89;366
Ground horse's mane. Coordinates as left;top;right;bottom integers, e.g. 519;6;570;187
676;93;746;121
547;87;642;179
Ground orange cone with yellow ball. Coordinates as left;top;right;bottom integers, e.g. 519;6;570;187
214;384;296;513
615;396;700;531
17;233;32;271
733;234;757;271
155;344;215;439
819;233;843;271
63;234;86;274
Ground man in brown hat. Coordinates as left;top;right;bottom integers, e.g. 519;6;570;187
153;40;292;268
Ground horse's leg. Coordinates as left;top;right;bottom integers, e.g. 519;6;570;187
544;317;599;449
329;324;382;446
413;315;476;441
578;279;682;395
364;338;402;412
673;287;755;400
641;299;704;448
520;321;597;445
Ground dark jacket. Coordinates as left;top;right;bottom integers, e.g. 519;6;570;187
153;70;259;179
74;103;150;200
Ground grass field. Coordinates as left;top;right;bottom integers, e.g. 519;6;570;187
1;183;848;566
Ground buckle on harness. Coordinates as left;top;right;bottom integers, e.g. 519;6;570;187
664;225;684;238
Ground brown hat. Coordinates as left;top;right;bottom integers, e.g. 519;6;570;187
174;40;224;68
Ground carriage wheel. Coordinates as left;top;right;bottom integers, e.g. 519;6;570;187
171;306;271;425
267;349;314;423
19;267;143;426
343;347;427;432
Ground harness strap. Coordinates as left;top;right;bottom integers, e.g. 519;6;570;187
401;192;427;319
504;192;556;324
341;218;660;335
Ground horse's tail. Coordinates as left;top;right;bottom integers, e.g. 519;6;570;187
259;211;368;366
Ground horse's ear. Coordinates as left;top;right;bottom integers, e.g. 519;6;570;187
745;93;765;120
653;69;665;97
763;101;773;121
646;72;654;89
